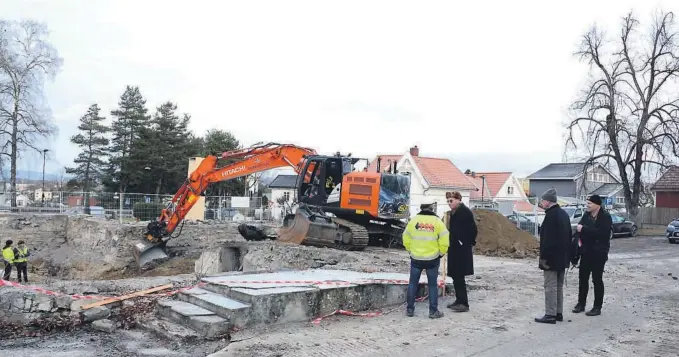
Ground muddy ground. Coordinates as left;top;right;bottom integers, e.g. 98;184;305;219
2;235;678;357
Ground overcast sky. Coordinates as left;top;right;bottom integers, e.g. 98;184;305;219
3;0;676;178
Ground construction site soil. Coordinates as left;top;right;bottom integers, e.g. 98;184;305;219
471;209;540;258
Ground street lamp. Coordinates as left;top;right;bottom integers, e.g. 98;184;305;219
42;149;49;207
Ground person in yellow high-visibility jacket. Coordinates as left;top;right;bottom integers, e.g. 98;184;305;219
2;240;15;281
13;240;30;282
402;202;450;319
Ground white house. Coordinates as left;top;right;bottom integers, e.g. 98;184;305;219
266;174;298;221
367;146;478;217
466;171;542;215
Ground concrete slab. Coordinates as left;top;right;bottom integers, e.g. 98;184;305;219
162;300;214;316
178;288;251;328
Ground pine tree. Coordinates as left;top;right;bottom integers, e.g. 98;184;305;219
106;85;150;193
65;104;110;213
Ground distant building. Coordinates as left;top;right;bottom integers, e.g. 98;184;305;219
266;174;298;220
527;162;625;208
650;165;679;208
367;145;477;217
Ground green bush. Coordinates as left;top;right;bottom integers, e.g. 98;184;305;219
133;202;165;221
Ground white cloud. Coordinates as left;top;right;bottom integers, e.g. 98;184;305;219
3;0;677;177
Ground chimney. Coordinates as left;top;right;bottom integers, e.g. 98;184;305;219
409;145;419;157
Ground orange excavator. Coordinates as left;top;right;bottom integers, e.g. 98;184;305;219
134;142;411;268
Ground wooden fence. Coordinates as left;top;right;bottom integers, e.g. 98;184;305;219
636;207;679;225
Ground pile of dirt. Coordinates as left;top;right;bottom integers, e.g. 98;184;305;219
472;209;539;258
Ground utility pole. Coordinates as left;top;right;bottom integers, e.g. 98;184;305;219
42;149;49;207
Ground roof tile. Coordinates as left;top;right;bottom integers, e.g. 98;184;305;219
651;166;679;191
367;154;477;190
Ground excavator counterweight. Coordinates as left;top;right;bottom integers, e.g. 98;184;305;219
134;143;411;269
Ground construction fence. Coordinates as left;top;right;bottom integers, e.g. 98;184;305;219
0;191;268;223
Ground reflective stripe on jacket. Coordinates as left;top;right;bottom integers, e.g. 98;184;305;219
14;247;29;263
402;211;450;260
2;247;15;264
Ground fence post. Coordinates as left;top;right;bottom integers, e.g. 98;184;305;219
119;192;123;224
533;197;538;237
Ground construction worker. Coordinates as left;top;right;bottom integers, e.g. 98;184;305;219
14;240;29;283
402;201;450;319
2;240;14;281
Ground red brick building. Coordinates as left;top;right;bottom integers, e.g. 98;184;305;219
650;166;679;208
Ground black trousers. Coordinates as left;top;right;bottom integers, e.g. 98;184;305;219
3;262;11;280
578;254;607;308
452;274;469;306
15;262;27;282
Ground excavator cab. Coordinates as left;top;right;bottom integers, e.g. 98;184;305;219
276;154;411;249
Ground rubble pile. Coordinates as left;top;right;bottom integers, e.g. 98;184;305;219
472;209;540;258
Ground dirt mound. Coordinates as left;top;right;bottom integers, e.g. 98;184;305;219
472;209;539;258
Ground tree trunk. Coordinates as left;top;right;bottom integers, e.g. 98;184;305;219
10;109;18;211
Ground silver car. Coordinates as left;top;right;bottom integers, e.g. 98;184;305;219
667;218;679;244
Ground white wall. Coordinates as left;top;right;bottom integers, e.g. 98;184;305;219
270;188;295;220
496;175;527;200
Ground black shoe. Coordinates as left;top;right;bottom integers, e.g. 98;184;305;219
451;304;469;312
556;313;563;322
429;310;444;319
585;307;601;316
406;310;414;317
446;301;460;309
535;315;557;324
572;303;585;313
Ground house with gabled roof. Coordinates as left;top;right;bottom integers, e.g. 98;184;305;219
527;162;625;208
650;165;679;208
367;145;478;217
464;170;540;215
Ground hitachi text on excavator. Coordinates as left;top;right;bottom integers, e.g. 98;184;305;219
133;143;411;268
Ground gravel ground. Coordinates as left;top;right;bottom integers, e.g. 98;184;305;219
2;235;678;357
215;235;679;357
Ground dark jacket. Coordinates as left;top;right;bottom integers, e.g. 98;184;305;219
577;208;612;261
444;203;477;277
538;204;571;271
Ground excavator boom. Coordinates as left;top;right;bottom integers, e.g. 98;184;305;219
134;143;317;268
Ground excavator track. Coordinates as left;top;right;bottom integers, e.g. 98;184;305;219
330;217;369;251
275;207;369;251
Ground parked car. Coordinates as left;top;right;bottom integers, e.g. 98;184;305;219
505;213;539;235
610;214;637;238
667;218;679;244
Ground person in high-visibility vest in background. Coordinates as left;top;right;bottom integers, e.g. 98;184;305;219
402;201;450;319
2;240;15;281
13;240;30;283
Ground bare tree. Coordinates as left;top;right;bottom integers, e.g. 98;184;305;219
0;20;62;208
567;10;679;220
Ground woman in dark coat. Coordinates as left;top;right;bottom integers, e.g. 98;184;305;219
443;191;477;312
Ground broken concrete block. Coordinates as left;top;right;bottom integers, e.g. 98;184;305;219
92;319;116;333
36;295;55;312
195;251;221;276
70;299;90;311
55;295;73;309
81;306;111;322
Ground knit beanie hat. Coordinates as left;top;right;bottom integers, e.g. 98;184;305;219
541;188;558;203
587;194;602;206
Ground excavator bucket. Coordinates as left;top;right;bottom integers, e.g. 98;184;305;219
276;211;312;245
133;236;169;270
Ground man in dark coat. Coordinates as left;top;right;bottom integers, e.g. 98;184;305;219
535;188;572;324
572;194;612;316
443;191;477;312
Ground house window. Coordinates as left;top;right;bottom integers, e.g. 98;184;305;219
616;196;625;204
283;191;290;202
507;186;514;195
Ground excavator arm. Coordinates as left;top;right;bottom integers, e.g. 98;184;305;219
134;143;317;268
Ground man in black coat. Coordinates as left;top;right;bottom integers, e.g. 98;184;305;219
443;191;477;313
535;188;572;324
572;194;612;316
